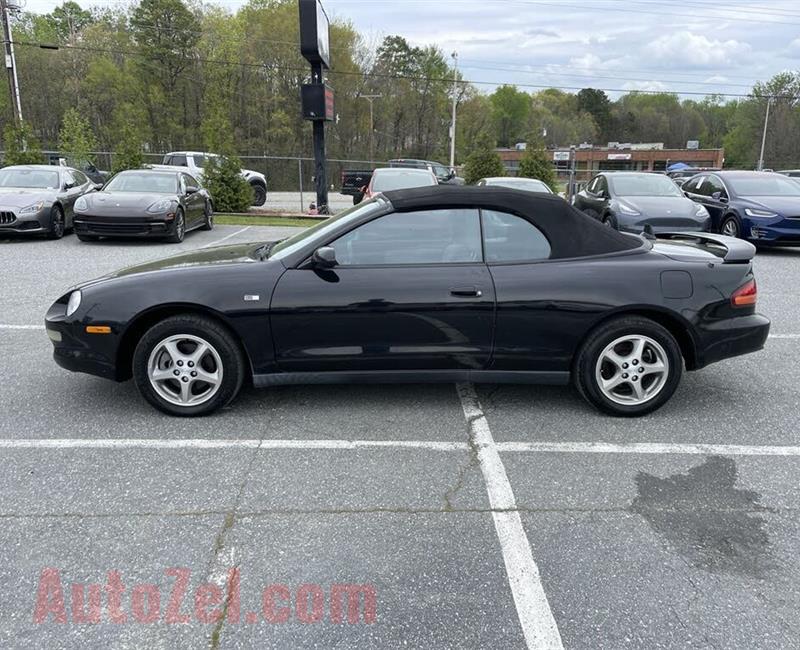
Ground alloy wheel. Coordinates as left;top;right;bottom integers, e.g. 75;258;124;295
722;219;739;238
594;334;669;406
147;334;223;407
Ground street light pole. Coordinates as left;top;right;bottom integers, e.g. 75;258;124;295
1;0;23;126
359;94;381;162
757;96;772;172
449;51;458;169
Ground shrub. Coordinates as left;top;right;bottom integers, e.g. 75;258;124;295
518;146;559;192
202;155;253;213
2;121;45;165
463;144;505;185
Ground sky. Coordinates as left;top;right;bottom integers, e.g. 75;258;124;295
18;0;800;99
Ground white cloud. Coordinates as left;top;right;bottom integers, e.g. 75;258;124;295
650;31;751;68
789;38;800;58
622;80;669;92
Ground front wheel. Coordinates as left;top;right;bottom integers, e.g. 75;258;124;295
132;315;245;416
602;213;618;229
46;206;65;240
574;316;683;417
721;216;740;239
166;209;185;243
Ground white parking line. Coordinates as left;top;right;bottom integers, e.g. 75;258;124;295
456;383;563;650
201;225;251;248
0;324;43;330
496;441;800;456
0;438;467;451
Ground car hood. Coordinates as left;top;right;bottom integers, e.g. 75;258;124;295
737;195;800;215
0;188;56;208
618;196;699;219
85;191;176;212
106;242;269;279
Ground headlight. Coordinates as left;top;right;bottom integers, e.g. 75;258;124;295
694;203;710;217
147;199;174;214
19;201;45;214
74;196;88;213
66;290;82;317
745;208;778;218
618;202;640;216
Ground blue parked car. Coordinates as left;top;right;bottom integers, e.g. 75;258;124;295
682;170;800;246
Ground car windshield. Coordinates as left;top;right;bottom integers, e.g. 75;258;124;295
726;175;800;196
489;178;552;193
372;170;437;192
105;172;178;193
0;168;60;189
269;199;386;260
609;174;682;197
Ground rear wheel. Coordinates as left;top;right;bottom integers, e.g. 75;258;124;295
201;200;214;230
46;206;65;240
132;315;245;417
602;213;618;229
721;216;740;238
251;183;267;206
574;316;683;417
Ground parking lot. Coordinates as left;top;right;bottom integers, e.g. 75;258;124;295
2;225;800;649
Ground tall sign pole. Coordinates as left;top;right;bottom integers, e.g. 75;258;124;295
449;51;458;169
299;0;333;214
757;96;771;172
1;0;23;125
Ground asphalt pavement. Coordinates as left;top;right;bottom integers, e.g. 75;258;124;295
1;226;799;649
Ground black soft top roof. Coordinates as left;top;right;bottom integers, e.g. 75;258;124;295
382;185;641;259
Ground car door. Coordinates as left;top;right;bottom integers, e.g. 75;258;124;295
182;173;204;226
687;175;727;230
269;208;496;373
60;170;85;220
575;175;607;218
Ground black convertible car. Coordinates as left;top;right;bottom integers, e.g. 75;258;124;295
45;187;769;417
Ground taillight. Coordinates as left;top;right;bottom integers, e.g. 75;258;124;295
731;278;757;307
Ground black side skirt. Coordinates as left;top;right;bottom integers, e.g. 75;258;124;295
252;370;570;388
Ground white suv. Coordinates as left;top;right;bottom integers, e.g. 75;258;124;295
156;152;268;206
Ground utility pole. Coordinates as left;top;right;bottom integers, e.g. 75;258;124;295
757;96;771;172
1;0;23;126
449;51;458;169
359;94;381;162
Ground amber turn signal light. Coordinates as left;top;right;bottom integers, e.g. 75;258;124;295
85;325;112;334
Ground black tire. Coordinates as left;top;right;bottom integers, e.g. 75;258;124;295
201;200;214;231
573;316;683;417
251;183;267;206
132;314;246;417
76;233;99;242
720;215;740;239
166;208;185;243
46;205;65;240
602;213;618;230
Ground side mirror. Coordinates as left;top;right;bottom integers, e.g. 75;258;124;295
186;186;199;194
92;183;103;191
63;182;75;190
711;191;728;203
449;169;456;179
312;246;337;268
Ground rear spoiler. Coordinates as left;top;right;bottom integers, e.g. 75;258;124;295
655;232;756;263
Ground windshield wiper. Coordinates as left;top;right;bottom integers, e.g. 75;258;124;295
254;240;284;261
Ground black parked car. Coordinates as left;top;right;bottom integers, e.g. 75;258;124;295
681;170;800;245
574;172;711;233
73;169;213;243
0;164;95;239
46;186;768;418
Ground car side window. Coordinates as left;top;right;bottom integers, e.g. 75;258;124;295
481;210;551;263
587;176;599;193
171;154;188;167
63;170;76;188
330;209;482;266
72;170;88;185
706;175;727;198
183;173;198;189
691;176;709;196
597;176;608;196
682;177;698;193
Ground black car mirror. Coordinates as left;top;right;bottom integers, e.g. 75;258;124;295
185;186;199;194
312;246;337;268
711;191;728;203
92;183;103;191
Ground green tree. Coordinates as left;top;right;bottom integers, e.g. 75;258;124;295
518;145;558;192
463;135;505;185
490;85;531;148
111;103;146;173
576;88;612;141
58;107;98;166
2;121;45;165
200;97;253;212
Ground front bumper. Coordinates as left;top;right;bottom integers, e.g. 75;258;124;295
694;313;771;369
45;301;120;381
744;217;800;245
0;208;50;234
74;214;175;238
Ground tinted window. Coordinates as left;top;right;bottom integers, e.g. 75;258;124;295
608;174;682;197
682;177;701;193
705;175;726;197
182;173;199;188
596;176;608;195
691;176;710;196
482;210;551;262
63;170;76;187
371;170;437;192
487;178;552;194
0;168;60;189
72;170;88;185
105;172;179;193
726;174;800;196
587;176;600;192
169;154;188;167
331;209;481;265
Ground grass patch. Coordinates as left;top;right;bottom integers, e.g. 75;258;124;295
215;214;319;227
